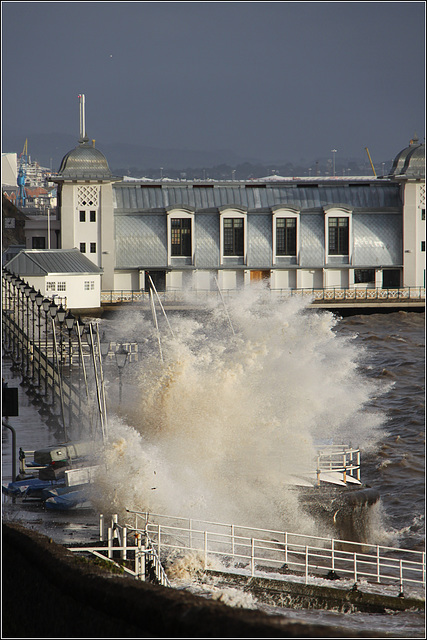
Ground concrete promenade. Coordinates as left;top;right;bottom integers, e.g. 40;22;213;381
2;521;391;639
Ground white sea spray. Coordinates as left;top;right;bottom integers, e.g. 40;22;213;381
96;289;387;534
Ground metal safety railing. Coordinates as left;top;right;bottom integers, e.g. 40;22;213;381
126;510;425;597
101;286;425;305
68;513;171;587
315;445;361;483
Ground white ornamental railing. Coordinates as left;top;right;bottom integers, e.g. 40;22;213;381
101;287;425;305
126;510;425;597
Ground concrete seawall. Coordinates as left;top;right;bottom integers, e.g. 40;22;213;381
3;522;395;638
205;570;424;615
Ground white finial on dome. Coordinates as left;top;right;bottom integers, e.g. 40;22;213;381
78;94;87;142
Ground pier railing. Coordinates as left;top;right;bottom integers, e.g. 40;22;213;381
126;510;425;597
68;513;171;587
315;445;361;483
101;286;425;306
2;287;114;443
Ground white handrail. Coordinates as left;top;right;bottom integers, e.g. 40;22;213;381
126;510;425;594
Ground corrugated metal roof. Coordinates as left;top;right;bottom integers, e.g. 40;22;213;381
113;182;402;212
5;249;102;275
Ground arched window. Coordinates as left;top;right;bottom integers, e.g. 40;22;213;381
167;209;194;262
219;209;247;263
272;208;300;263
324;207;353;262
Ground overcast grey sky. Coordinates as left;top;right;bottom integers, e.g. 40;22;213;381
2;1;425;163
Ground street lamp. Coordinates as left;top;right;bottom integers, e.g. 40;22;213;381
49;300;58;318
17;279;27;378
11;276;21;365
4;271;13;350
65;311;75;364
41;298;51;401
29;287;37;384
48;300;59;410
100;339;110;359
331;149;337;177
35;290;44;391
115;344;128;404
65;310;75;432
24;284;32;380
56;304;67;375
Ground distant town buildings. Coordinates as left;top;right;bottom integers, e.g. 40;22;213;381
2;152;57;215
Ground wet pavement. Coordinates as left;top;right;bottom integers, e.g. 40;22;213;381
2;354;100;545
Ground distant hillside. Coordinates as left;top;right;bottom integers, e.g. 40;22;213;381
2;131;393;179
2;132;261;173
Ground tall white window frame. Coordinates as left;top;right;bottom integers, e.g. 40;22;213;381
167;209;195;264
219;208;247;265
324;207;353;264
272;208;300;264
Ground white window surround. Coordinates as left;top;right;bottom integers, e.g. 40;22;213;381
324;207;353;263
272;208;300;264
166;209;194;264
219;208;247;264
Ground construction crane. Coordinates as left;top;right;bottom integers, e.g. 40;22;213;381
364;147;376;177
17;139;28;208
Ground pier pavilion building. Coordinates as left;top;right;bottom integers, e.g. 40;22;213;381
45;133;424;296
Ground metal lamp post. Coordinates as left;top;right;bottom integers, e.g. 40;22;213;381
65;311;75;369
76;317;86;424
14;276;24;366
14;278;22;365
10;275;19;361
35;290;44;391
4;271;13;350
24;283;32;380
56;305;66;376
65;310;75;432
115;344;128;405
331;149;337;177
48;300;58;410
17;279;27;378
29;287;37;384
100;339;110;360
2;269;7;309
42;298;51;400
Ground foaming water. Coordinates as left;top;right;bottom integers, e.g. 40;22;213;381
96;289;388;534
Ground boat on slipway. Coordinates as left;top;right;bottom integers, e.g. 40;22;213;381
2;441;98;511
3;439;379;542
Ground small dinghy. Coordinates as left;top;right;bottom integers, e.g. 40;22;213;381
3;477;65;498
44;488;91;511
